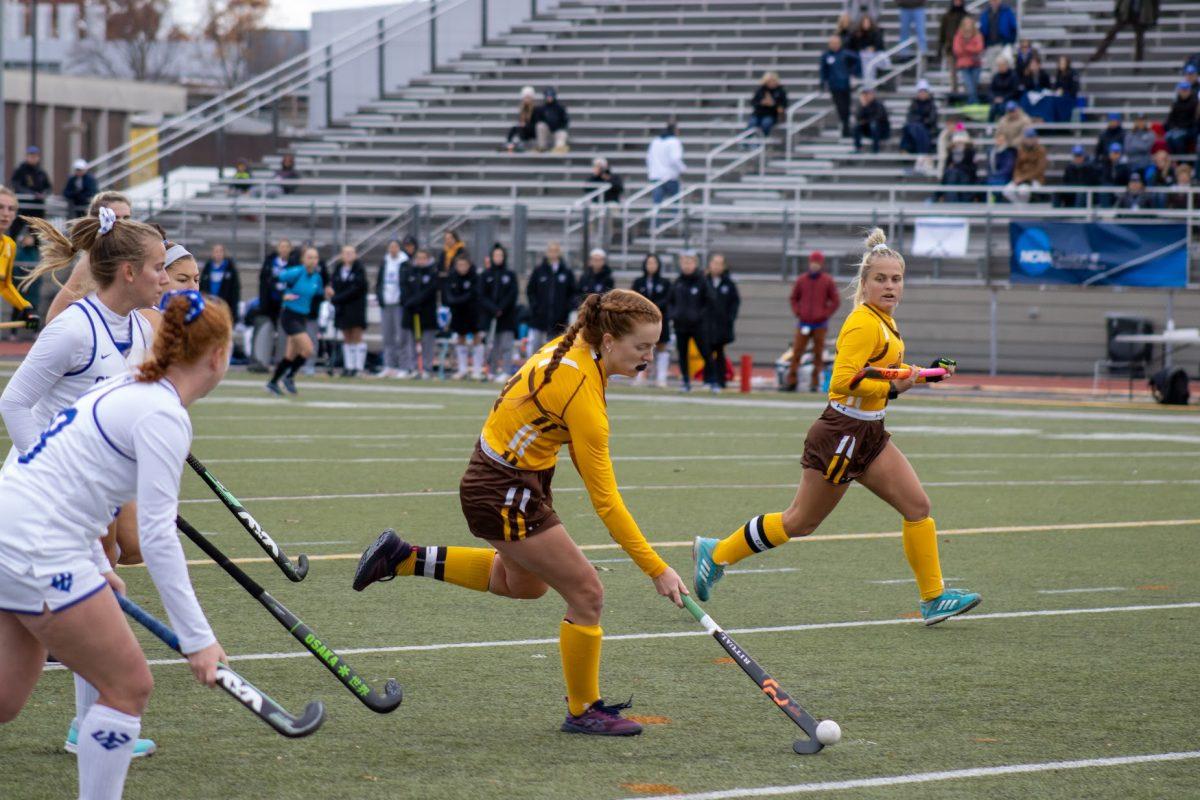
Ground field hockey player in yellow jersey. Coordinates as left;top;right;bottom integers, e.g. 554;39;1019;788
0;187;41;331
354;289;688;735
693;229;981;626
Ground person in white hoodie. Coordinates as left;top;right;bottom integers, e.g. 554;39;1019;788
374;239;409;378
646;121;687;205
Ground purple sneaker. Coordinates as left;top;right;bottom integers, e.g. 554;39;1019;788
352;529;413;591
561;698;643;736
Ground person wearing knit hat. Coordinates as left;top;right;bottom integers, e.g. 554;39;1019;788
784;251;839;392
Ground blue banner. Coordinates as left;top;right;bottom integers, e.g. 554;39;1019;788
1009;221;1188;287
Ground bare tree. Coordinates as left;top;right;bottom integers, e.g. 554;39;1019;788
68;0;181;83
203;0;272;90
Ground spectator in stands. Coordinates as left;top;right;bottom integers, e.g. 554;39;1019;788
988;60;1021;121
1164;81;1198;155
952;16;985;104
1003;129;1047;203
200;244;241;317
996;100;1032;146
1089;0;1159;64
1095;113;1126;159
230;159;252;194
443;254;482;380
400;249;439;378
668;250;712;393
1117;173;1151;210
1013;39;1039;77
857;26;892;88
647;121;686;204
631;253;672;387
784;250;839;393
10;146;50;224
936;116;966;177
61;159;97;216
1124;114;1155;173
1052;55;1080;100
1165;162;1192;210
940;130;978;202
896;0;928;60
820;34;861;138
1056;145;1098;208
848;15;884;53
1143;149;1176;207
586;157;624;203
939;0;969;96
901;80;938;159
265;154;301;197
705;254;739;392
439;230;466;275
835;13;855;48
1183;64;1199;93
375;239;408;378
478;243;518;382
853;87;890;153
984;132;1017;197
578;248;615;303
746;72;788;138
533;87;570;153
1097;142;1131;208
526;240;576;352
1020;55;1052;94
402;234;418;260
979;0;1018;70
506;86;538;153
328;244;369;377
842;0;881;24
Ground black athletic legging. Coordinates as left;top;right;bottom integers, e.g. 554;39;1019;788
675;327;710;388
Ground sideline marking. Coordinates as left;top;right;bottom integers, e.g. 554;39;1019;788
616;751;1200;800
1038;587;1127;595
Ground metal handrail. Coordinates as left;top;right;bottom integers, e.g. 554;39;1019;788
351;204;417;258
564;182;614;242
783;91;823;161
619;178;667;260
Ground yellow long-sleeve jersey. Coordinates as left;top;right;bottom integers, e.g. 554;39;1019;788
481;338;668;578
827;302;922;412
0;235;32;312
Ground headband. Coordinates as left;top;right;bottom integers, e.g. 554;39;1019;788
158;289;206;324
97;206;116;235
164;244;193;269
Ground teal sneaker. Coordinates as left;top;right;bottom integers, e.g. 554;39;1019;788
65;723;157;758
919;587;982;626
692;537;725;602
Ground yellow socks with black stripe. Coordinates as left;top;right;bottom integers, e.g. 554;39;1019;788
394;546;495;592
712;513;789;566
902;517;944;601
560;620;602;716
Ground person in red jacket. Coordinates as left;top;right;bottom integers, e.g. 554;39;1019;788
784;251;840;391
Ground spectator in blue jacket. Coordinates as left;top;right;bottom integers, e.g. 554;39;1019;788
61;159;98;216
820;35;861;138
900;79;938;156
984;132;1017;198
979;0;1018;69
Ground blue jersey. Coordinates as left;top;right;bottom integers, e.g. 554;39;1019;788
280;266;323;315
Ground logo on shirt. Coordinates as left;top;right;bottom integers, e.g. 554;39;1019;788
50;572;74;592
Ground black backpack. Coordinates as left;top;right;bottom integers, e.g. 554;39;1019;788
1149;367;1189;405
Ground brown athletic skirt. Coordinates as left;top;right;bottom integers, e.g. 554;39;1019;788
800;405;891;485
460;439;561;541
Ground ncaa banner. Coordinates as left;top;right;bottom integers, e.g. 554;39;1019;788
1009;221;1188;288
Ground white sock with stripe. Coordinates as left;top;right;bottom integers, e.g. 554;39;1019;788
77;704;141;800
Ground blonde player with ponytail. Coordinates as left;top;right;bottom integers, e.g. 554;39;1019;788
694;229;982;626
354;289;688;736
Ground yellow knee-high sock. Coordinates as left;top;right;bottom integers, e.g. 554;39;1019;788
394;546;495;592
712;513;789;566
902;517;944;601
559;620;602;716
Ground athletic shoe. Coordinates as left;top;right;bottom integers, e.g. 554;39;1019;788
65;724;157;758
265;381;283;396
692;536;725;602
919;587;982;626
352;529;414;591
560;698;642;736
282;376;298;395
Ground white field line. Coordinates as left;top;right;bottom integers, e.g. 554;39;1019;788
1038;587;1127;595
176;478;1200;506
725;567;801;575
868;577;961;585
618;751;1200;800
152;517;1200;569
49;602;1200;671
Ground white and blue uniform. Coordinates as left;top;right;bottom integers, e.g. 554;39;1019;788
0;375;214;652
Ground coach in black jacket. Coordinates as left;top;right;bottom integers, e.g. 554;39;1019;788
329;245;369;376
400;249;440;375
576;248;615;304
479;244;519;380
705;253;741;389
632;253;672;386
669;251;713;392
526;241;576;352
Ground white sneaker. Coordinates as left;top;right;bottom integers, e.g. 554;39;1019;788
393;369;412;379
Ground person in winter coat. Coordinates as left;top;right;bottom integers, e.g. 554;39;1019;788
853;87;890;154
1089;0;1160;63
820;35;861;138
1003;129;1047;203
586;158;624;203
439;229;466;276
327;244;369;377
9;146;51;224
984;132;1017;198
533;87;570;153
1095;113;1126;159
989;60;1021;121
901;80;938;155
577;248;615;305
1165;162;1193;210
526;240;576;353
1020;55;1052;94
1052;55;1080;99
939;130;978;203
1164;82;1198;154
1117;173;1152;210
785;250;840;392
375;238;409;377
996;99;1032;145
746;72;789;137
61;159;98;216
478;243;519;381
1123;114;1156;173
1056;145;1099;208
631;253;672;387
259;238;298;325
1097;142;1132;208
1013;39;1040;77
647;121;687;204
1143;149;1176;208
200;244;241;319
952;16;985;104
848;15;885;54
980;0;1018;69
705;254;740;391
506;86;539;152
443;254;482;379
400;248;440;377
668;251;712;393
939;0;968;94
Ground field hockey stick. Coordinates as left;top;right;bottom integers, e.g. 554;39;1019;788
0;320;30;329
413;315;424;374
681;596;823;755
117;592;326;738
847;366;946;390
175;515;404;713
186;453;309;582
